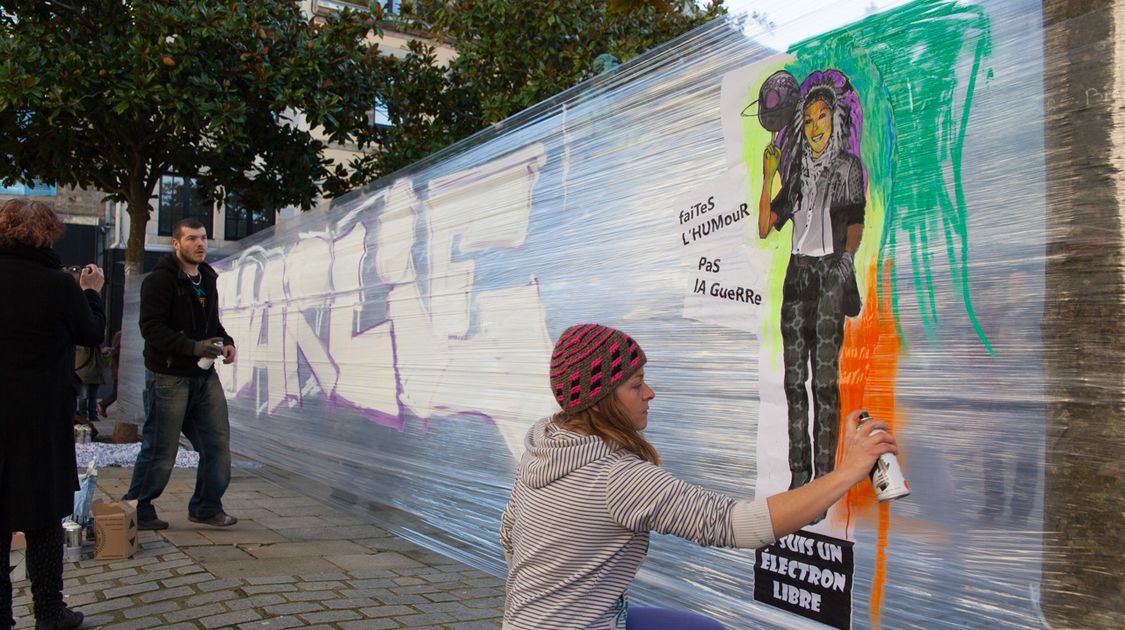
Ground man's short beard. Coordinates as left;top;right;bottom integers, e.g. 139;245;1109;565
176;248;204;264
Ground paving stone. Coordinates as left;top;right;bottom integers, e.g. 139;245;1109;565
137;584;195;603
205;557;341;578
238;616;306;629
272;525;386;541
102;581;161;599
173;563;208;575
186;589;240;607
282;590;342;602
345;569;398;579
446;621;503;630
240;583;299;595
359;604;421;618
163;602;228;624
320;596;379;609
262;601;325;616
225;594;288;611
368;590;431;605
83;568;139;583
200;609;264;628
62;591;100;607
300;609;363;623
340;619;402;630
421;571;465;583
199;528;289;545
184;544;257;563
395;612;457;626
122;599;184;619
329;551;423;573
197;577;244;592
302;572;351;581
295;580;345;591
99;617;166;630
245;575;298;585
117;569;175;585
245;540;369;559
348;578;398;590
78;614;116;628
463;596;507;609
161;571;214;588
75;596;135;615
392;583;447;596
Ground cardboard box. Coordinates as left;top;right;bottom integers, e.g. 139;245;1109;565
8;533;26;582
91;499;139;560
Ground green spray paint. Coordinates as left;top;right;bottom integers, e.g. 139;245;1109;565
744;0;994;353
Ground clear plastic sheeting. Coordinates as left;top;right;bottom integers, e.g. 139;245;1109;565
115;1;1124;628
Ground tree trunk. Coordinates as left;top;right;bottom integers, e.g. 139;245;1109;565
1041;1;1125;627
124;197;150;278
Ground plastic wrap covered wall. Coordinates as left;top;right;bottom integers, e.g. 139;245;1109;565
117;1;1125;628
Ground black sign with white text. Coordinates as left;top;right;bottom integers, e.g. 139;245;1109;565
754;529;854;629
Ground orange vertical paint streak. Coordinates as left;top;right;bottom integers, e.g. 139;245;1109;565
833;259;901;623
871;503;891;628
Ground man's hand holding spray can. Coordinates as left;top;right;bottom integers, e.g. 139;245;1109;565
857;411;910;502
195;337;225;370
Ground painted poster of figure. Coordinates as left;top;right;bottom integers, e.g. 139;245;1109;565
752;68;867;492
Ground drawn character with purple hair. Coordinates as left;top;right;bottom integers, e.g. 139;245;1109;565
755;69;866;495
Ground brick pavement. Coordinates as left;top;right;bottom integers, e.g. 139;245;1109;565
11;467;505;629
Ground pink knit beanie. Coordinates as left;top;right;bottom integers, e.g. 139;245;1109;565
550;324;647;413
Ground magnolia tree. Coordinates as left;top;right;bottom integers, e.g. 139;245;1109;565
360;0;727;177
0;0;385;274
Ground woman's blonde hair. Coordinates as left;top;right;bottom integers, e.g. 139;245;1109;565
554;387;660;465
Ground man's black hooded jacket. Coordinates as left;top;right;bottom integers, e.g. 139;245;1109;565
139;253;234;376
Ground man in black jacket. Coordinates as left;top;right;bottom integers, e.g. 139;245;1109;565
123;218;238;530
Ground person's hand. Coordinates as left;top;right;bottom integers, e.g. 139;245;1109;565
79;264;104;292
222;344;236;364
763;143;781;179
837;409;898;485
192;337;225;358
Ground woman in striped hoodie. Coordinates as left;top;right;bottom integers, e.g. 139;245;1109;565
500;324;897;629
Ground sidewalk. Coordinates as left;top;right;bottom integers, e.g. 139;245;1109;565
11;466;505;629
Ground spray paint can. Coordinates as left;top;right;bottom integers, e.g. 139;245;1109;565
858;412;910;502
197;339;224;370
63;520;84;562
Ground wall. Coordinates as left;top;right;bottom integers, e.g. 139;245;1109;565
117;2;1123;627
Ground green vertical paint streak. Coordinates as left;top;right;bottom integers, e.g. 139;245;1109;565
783;0;995;351
740;61;793;366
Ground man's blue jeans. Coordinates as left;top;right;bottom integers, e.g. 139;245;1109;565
123;369;231;521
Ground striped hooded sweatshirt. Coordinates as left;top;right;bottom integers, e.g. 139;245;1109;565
500;418;776;629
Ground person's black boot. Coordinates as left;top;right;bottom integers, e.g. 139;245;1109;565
35;605;83;630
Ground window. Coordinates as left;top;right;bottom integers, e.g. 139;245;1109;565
384;0;402;15
223;192;275;241
371;95;392;127
157;175;213;237
1;180;56;196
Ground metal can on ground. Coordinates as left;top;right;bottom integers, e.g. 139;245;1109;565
63;520;84;562
858;412;910;502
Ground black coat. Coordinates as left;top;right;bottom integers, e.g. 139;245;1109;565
140;254;233;376
139;253;234;375
0;246;105;531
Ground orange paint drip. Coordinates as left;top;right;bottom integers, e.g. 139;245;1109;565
832;259;901;622
871;503;890;628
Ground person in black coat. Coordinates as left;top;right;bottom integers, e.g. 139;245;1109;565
0;199;104;630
